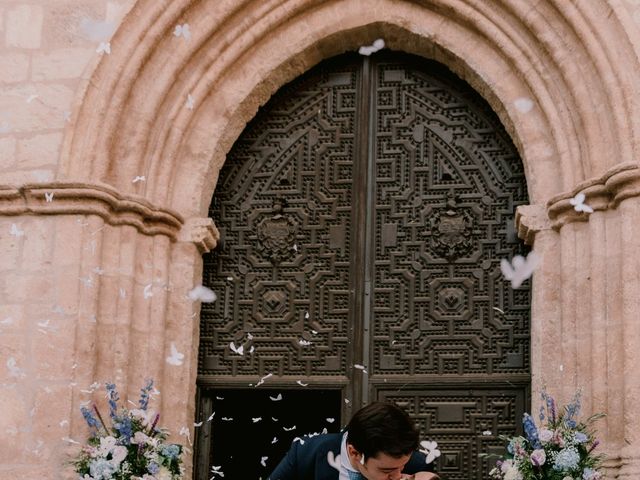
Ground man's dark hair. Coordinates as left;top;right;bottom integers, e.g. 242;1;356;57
345;401;419;459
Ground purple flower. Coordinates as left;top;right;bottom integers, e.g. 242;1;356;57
530;448;546;466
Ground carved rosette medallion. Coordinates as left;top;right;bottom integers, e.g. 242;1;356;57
425;207;475;261
256;213;298;263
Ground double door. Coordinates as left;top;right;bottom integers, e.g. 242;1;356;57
196;52;530;479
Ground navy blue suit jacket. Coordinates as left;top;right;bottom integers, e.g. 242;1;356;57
268;433;435;480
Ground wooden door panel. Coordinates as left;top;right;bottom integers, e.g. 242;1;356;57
197;53;531;479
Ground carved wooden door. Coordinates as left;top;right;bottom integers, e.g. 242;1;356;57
196;53;530;480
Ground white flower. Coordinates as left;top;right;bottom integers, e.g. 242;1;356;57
131;431;152;445
157;466;173;480
111;445;127;464
504;465;523;480
98;436;117;456
539;428;554;443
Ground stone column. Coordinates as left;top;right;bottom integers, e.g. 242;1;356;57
519;163;640;479
0;182;218;479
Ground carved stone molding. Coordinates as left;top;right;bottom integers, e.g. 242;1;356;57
515;204;552;245
0;182;183;239
546;162;640;230
178;217;220;253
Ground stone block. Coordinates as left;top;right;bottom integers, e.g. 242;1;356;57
0;136;17;169
0;272;54;304
0;334;28;383
0;304;25;332
0;83;74;133
32;48;94;81
20;216;55;271
0;168;55;185
32;385;73;448
0;219;22;271
0;53;29;83
5;5;44;49
16;132;63;169
31;319;76;380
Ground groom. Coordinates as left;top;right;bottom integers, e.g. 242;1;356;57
268;401;440;480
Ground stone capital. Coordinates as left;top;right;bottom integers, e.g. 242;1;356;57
515;204;552;245
178;217;220;253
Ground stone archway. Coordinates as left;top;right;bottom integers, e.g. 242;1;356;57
4;0;639;477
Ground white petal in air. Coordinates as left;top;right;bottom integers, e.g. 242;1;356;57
500;251;541;289
260;456;268;467
96;42;111;55
270;393;283;401
143;283;153;299
359;38;385;56
229;342;244;355
256;373;273;387
186;93;195;110
296;380;308;387
514;97;534;113
10;224;24;237
45;192;54;202
166;342;185;366
188;285;217;303
569;192;594;214
173;23;192;41
132;176;145;183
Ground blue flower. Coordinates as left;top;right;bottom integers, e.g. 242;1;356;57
553;446;580;471
139;378;154;410
106;383;119;419
148;462;160;474
523;413;542;449
161;444;181;459
114;416;133;443
574;432;588;443
81;406;100;430
89;458;117;480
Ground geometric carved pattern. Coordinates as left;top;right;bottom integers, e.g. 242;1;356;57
378;386;528;480
371;57;530;376
200;59;359;378
199;53;530;479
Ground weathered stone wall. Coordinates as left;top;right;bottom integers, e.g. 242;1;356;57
1;1;640;478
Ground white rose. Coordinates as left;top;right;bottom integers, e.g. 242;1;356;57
132;431;151;445
111;445;127;464
504;467;523;480
157;466;173;480
539;428;554;443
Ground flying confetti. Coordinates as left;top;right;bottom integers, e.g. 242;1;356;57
166;342;184;366
173;23;191;41
188;285;217;303
569;192;594;213
500;251;541;289
359;38;385;56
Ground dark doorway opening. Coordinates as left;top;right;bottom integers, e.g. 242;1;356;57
195;388;342;479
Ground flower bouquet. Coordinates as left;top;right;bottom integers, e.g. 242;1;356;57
72;380;184;480
488;390;605;480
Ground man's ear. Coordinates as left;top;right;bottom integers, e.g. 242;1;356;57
346;444;365;465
